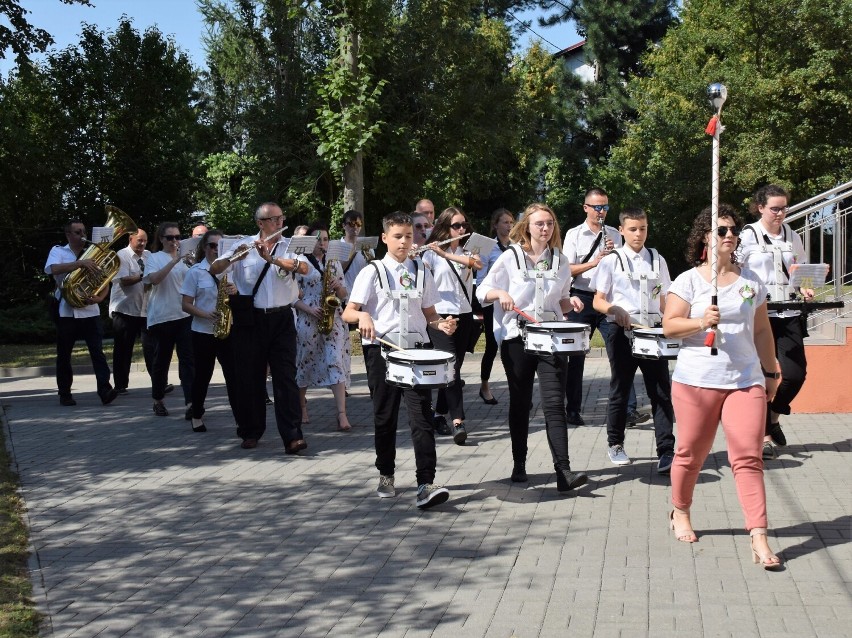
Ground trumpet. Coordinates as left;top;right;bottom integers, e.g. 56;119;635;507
229;227;288;261
410;233;471;256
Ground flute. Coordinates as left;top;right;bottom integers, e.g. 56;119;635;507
229;227;288;260
410;233;471;256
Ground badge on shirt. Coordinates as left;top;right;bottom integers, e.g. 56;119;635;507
399;270;414;290
534;259;550;271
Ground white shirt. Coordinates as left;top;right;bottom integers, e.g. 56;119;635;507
667;267;767;389
476;239;511;285
593;246;671;323
143;251;190;328
423;246;473;314
563;221;623;292
44;244;100;319
738;220;808;318
476;246;574;346
340;239;372;293
218;233;299;309
109;246;150;316
180;260;220;334
349;255;439;344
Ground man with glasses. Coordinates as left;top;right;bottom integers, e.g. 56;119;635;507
339;209;372;292
562;188;623;425
44;219;118;406
412;213;433;248
211;202;310;453
109;229;157;394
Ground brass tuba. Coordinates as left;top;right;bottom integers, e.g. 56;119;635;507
213;274;233;339
61;205;138;308
318;256;343;335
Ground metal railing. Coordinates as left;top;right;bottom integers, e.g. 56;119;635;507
785;179;851;331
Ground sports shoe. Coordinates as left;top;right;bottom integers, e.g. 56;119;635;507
767;422;786;447
377;475;396;498
416;483;449;509
433;415;452;436
607;444;632;466
555;467;588;492
452;423;467;445
627;409;650;428
657;451;674;474
762;441;777;460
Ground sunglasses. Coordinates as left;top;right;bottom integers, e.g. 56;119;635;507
713;226;741;237
207;242;220;249
585;204;610;212
163;234;181;241
450;222;470;230
345;221;363;228
414;223;432;230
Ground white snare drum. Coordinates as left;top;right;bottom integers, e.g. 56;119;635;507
631;327;681;360
523;321;590;355
385;349;456;388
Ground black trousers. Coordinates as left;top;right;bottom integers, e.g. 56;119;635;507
500;337;572;470
602;326;675;456
111;312;154;391
564;289;616;414
480;304;499;382
767;314;808;429
364;345;437;486
148;317;194;403
230;309;302;445
190;331;239;422
55;316;112;398
428;312;473;421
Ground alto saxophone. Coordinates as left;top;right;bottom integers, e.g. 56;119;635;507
318;257;343;336
213;273;233;339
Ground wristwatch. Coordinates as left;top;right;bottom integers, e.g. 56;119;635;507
762;368;781;379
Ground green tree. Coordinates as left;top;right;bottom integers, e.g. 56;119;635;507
597;0;852;273
0;0;91;62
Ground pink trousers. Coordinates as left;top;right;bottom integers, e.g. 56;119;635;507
671;382;768;531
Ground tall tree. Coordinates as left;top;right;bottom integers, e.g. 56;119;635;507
0;0;91;62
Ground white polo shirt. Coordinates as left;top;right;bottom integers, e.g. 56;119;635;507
563;221;623;292
109;246;150;317
44;244;101;319
143;251;189;328
593;246;671;323
218;233;299;309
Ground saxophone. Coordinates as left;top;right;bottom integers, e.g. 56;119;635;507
318;257;343;335
213;273;233;339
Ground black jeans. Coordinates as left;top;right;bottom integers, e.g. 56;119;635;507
564;289;616;414
480;304;499;382
111;312;154;391
500;337;572;470
148;317;194;403
190;331;239;421
428;312;473;421
602;325;675;456
230;309;302;445
55;316;112;397
364;345;437;486
767;314;808;429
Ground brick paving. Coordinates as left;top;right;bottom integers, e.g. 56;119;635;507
1;353;850;637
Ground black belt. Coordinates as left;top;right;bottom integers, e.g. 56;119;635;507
254;305;292;314
570;288;594;296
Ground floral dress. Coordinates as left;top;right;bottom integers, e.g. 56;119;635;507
295;257;351;389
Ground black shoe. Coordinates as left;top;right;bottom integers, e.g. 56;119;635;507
566;411;585;426
59;395;76;407
478;388;498;405
452;423;467;445
116;387;128;395
153;403;168;417
192;421;207;433
626;409;649;428
657;451;674;474
185;406;205;421
555;467;588;492
511;464;527;482
434;415;452;436
99;388;118;405
164;383;175;394
767;422;786;446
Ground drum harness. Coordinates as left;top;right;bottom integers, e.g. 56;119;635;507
508;244;563;330
743;222;796;304
611;246;662;334
370;258;427;353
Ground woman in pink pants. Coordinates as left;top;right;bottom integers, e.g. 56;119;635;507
662;204;783;570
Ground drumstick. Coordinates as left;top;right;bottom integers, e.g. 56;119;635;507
513;307;539;324
375;336;405;351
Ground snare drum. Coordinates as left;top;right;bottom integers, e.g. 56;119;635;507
523;321;590;356
631;327;681;360
385;349;456;388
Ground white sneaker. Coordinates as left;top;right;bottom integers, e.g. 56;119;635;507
607;444;632;466
377;475;396;498
416;483;449;509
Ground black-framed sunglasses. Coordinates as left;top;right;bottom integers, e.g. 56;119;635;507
163;234;181;241
714;226;741;237
585;204;610;212
206;242;220;249
450;222;470;230
345;220;363;228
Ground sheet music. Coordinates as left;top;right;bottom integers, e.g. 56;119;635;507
463;233;498;257
179;236;200;257
355;236;379;252
91;227;114;244
219;236;245;255
325;241;352;262
285;235;319;255
789;263;829;289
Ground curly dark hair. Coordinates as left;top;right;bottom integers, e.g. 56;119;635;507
685;203;743;266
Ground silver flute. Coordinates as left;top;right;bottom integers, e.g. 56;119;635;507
229;226;288;260
411;233;471;255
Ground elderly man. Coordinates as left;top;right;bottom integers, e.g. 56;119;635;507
191;223;208;238
415;199;435;224
45;219;118;406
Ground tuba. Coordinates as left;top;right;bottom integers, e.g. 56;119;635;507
213;273;233;339
61;205;138;308
318;256;343;335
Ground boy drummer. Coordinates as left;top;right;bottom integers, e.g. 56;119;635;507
592;208;676;474
342;211;457;509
